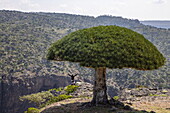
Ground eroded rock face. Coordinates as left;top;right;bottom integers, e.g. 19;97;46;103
0;75;71;113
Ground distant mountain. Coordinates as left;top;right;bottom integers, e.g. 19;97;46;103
140;21;170;29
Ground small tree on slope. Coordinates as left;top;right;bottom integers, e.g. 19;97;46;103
47;25;165;105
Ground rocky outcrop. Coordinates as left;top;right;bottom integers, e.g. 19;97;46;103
70;82;93;97
119;87;170;102
0;74;71;113
118;88;170;113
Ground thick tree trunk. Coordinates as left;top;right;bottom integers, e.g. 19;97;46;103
92;67;109;105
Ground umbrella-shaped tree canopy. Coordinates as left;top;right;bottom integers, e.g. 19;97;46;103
47;25;165;70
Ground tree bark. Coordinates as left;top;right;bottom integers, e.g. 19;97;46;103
92;67;109;105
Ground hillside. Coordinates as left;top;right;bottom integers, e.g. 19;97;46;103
140;21;170;29
0;10;170;113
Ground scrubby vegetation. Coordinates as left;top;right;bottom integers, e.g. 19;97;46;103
64;85;79;94
113;96;119;100
20;85;78;110
24;107;40;113
20;91;54;107
43;94;73;107
149;94;168;97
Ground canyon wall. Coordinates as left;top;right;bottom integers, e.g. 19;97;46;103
0;75;71;113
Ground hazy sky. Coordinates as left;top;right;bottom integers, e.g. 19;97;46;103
0;0;170;20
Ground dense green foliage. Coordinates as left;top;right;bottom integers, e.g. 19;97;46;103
47;25;165;70
0;10;169;89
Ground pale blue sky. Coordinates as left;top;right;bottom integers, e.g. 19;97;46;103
0;0;170;20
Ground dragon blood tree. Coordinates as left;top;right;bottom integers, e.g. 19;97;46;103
47;25;165;105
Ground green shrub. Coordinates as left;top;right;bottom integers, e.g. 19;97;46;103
20;85;77;108
64;85;79;94
136;85;147;88
161;89;168;93
25;107;39;113
149;94;168;97
20;91;54;106
50;94;73;102
113;96;119;100
48;87;63;92
149;94;158;96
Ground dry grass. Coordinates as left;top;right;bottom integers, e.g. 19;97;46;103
40;97;91;113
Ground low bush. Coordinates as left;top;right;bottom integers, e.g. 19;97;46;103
20;91;54;106
21;85;78;109
48;87;63;92
149;94;168;97
24;107;39;113
64;85;79;94
113;96;119;100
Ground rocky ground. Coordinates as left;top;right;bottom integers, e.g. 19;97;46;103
40;82;170;113
119;88;170;113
